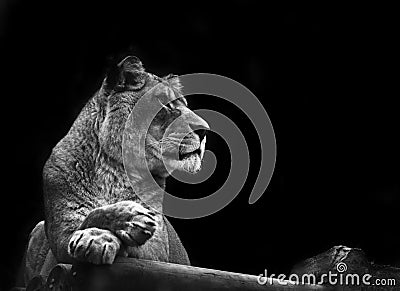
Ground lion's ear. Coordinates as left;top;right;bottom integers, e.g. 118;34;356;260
103;56;147;92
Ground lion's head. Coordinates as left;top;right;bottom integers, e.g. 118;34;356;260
97;56;209;179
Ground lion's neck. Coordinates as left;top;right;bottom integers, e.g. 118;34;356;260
93;151;166;214
65;94;167;212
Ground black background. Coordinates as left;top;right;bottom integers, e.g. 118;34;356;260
1;2;399;289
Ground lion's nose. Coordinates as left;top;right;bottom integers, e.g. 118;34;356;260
183;107;210;141
189;123;208;141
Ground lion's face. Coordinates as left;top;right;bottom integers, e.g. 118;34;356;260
102;56;209;178
145;82;209;174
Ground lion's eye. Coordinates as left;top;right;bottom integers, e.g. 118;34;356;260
165;102;175;110
158;99;175;111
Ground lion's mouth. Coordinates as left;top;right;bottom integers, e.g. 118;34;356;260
177;137;206;173
179;147;201;160
160;137;206;174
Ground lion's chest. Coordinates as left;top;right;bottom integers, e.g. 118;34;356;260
94;167;137;202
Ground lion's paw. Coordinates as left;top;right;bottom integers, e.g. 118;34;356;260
104;201;157;247
68;228;121;264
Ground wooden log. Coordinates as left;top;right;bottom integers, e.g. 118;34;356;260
22;245;400;290
19;245;400;290
68;257;328;291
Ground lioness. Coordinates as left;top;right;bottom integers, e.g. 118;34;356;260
23;56;209;285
